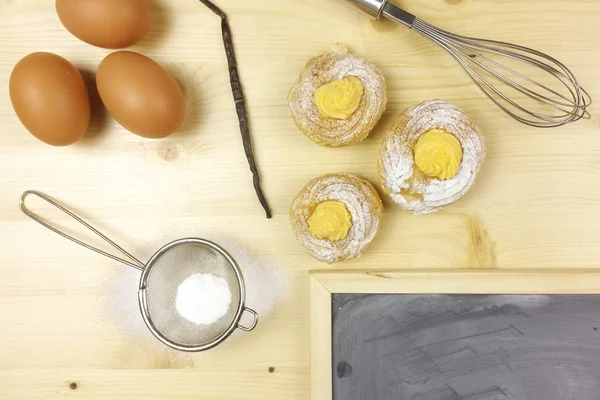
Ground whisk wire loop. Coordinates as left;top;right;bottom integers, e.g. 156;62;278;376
347;0;591;127
410;18;590;127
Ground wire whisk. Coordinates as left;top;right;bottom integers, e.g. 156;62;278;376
346;0;591;127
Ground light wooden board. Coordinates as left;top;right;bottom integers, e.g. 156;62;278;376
310;270;600;399
0;0;599;398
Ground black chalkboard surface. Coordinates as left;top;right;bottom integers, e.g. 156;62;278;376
332;294;600;400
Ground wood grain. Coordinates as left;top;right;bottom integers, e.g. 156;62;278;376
312;269;600;294
0;0;599;398
310;275;332;400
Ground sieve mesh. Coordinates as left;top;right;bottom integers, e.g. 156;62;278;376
142;242;242;348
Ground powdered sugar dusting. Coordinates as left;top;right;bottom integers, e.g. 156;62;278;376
107;240;288;362
289;44;387;147
379;100;486;214
290;173;383;263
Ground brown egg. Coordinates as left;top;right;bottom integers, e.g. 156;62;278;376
56;0;150;49
96;51;185;139
9;52;90;146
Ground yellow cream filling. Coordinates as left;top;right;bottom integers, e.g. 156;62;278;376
307;201;352;242
313;76;364;120
413;129;463;180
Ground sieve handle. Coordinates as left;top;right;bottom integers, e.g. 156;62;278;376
19;190;145;270
237;307;259;332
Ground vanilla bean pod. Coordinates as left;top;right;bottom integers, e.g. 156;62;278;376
198;0;272;218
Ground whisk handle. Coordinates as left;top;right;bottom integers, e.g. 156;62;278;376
381;2;416;27
345;0;416;27
19;190;145;270
344;0;388;19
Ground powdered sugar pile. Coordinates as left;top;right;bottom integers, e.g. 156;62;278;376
175;273;232;325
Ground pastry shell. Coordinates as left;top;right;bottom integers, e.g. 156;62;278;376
290;173;383;263
378;100;486;214
288;45;387;147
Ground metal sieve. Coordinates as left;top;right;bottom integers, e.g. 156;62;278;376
19;190;258;352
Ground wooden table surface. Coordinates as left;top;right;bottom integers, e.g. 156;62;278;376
1;0;599;398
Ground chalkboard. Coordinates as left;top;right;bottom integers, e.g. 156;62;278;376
332;294;600;400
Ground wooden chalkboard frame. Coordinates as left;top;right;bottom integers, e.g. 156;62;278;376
309;269;600;400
